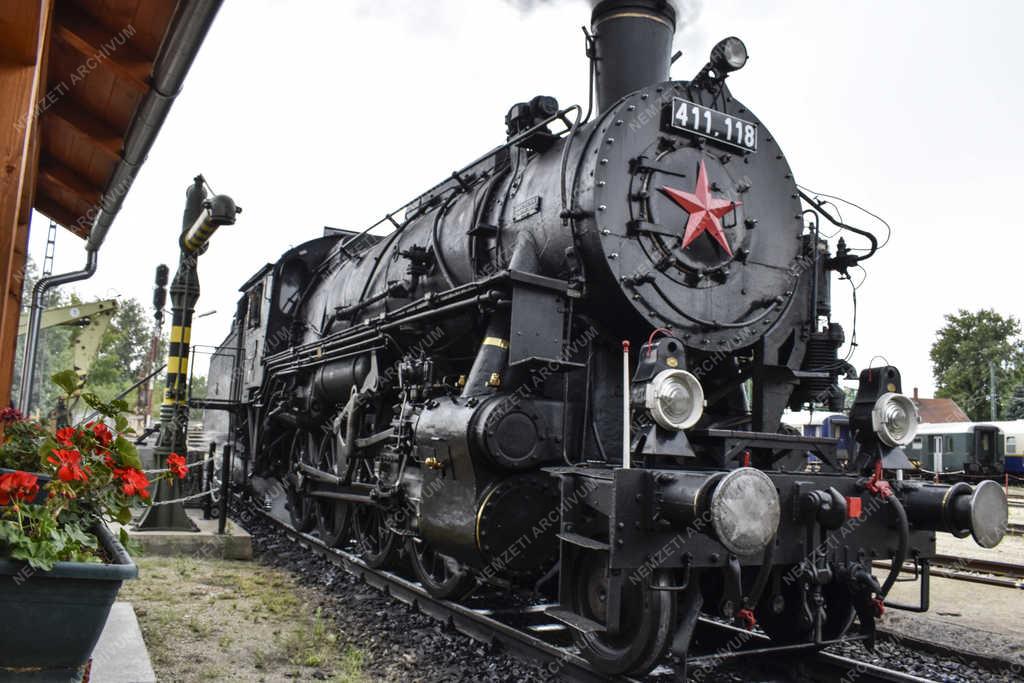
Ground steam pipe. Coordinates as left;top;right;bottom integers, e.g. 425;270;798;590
879;494;909;597
17;0;223;413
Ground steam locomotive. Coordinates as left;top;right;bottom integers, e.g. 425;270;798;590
206;1;1009;676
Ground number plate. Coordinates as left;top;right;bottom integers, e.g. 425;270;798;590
669;97;758;152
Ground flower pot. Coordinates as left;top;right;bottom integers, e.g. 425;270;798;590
0;467;50;506
0;523;138;680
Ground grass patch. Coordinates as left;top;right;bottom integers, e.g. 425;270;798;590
120;556;366;682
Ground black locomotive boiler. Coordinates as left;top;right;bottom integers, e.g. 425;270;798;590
206;1;1009;676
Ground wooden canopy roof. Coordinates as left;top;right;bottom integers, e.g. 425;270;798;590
1;0;201;407
30;0;178;238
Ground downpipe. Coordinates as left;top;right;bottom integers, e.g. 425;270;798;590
17;249;98;413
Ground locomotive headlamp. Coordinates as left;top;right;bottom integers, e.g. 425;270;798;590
870;392;919;447
850;366;918;470
644;369;704;431
710;468;780;556
710;37;748;73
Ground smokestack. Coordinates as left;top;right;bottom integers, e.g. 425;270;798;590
591;0;677;113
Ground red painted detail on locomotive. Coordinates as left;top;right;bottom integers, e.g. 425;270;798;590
659;159;739;256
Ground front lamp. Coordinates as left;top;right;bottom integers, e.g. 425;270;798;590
871;392;919;447
710;37;748;73
645;369;704;431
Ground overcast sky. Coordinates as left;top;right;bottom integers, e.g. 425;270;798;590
28;0;1024;394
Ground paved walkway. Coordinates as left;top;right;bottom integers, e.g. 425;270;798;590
90;603;156;683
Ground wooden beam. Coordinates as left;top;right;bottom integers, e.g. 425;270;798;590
0;3;43;65
35;192;90;239
38;156;104;205
0;0;53;409
53;4;150;93
46;97;123;163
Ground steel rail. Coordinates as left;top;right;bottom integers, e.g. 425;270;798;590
236;494;954;682
695;618;940;683
930;554;1024;581
874;555;1024;589
233;495;612;683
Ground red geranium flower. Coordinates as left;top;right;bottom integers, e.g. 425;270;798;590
48;448;90;483
115;467;150;500
167;453;188;479
91;422;113;448
55;426;77;447
0;471;39;505
0;407;24;423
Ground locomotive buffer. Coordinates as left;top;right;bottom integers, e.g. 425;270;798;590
137;176;240;531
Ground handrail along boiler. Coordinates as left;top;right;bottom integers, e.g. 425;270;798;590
206;1;1008;676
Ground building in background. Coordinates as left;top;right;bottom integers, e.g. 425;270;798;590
910;387;969;423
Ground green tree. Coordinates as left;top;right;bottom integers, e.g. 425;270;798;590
1006;383;1024;420
189;374;207;400
85;297;169;423
930;309;1024;421
87;298;154;398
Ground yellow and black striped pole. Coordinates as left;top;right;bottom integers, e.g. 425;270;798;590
163;311;193;409
137;176;239;531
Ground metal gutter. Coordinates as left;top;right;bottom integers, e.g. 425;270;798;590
18;0;224;413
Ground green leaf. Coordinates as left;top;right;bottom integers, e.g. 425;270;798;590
26;555;55;572
116;506;132;525
38;438;56;464
114;414;129;433
110;399;129;414
51;370;80;397
119;527;130;547
113;436;142;470
81;392;105;411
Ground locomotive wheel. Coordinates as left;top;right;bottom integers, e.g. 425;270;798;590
314;433;351;547
566;549;676;676
285;431;315;532
406;537;476;600
756;572;854;645
350;501;400;568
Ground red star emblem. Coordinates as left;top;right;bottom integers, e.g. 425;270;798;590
659;159;740;256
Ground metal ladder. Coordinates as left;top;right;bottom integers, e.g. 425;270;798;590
41;221;57;277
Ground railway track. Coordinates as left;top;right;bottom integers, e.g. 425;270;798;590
931;554;1024;585
875;555;1024;590
234;493;966;682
